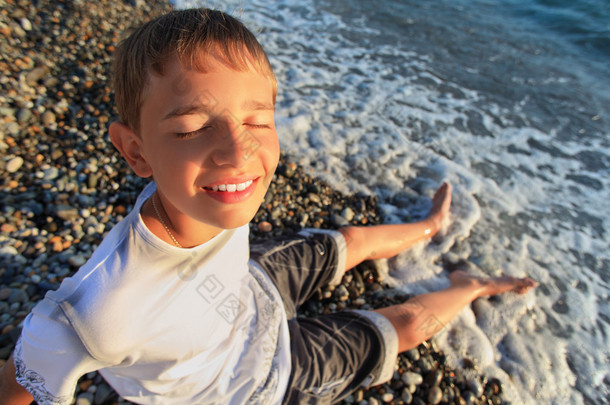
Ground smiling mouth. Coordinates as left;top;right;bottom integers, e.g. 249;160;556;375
203;179;254;192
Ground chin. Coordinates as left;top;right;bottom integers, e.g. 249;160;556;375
209;212;256;230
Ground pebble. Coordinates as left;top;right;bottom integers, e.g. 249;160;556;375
425;369;443;387
428;386;443;404
467;377;484;397
463;390;478;405
20;18;33;31
8;289;28;305
56;205;80;221
334;284;349;301
401;388;412;404
6;157;24;173
0;288;13;301
331;213;350;227
401;371;423;386
342;207;355;222
16;108;32;123
75;392;94;405
42;110;56;125
69;255;87;268
405;348;420;362
257;221;272;232
94;382;114;403
25;67;49;86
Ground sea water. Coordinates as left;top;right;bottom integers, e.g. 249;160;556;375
175;1;609;403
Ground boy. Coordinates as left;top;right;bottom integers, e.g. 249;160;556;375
0;8;536;405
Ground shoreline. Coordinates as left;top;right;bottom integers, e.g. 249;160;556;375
0;1;507;404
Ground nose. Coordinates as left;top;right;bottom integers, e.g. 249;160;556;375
210;113;257;167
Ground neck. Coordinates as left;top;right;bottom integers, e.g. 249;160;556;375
141;193;222;248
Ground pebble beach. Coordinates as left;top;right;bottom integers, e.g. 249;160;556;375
1;1;511;404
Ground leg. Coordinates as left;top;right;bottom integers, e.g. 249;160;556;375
374;271;537;353
339;183;451;271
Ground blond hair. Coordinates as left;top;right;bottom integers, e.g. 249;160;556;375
112;8;277;132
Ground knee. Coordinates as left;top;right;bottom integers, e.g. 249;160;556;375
338;226;364;254
375;304;427;353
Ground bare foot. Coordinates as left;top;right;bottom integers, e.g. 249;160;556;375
449;270;537;297
429;182;452;232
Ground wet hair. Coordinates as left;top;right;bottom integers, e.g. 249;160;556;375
112;8;277;132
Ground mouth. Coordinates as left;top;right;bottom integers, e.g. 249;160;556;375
203;179;254;193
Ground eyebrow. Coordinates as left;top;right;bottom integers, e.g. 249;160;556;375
241;100;275;112
162;104;213;121
162;99;274;121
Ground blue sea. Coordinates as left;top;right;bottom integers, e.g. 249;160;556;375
175;1;609;403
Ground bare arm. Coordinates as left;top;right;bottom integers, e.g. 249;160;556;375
339;183;451;271
0;355;33;405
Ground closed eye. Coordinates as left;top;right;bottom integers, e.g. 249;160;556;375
175;126;212;139
245;123;271;129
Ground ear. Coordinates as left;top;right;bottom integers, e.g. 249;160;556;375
109;121;153;178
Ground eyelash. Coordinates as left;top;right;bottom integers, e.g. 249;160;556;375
175;123;270;139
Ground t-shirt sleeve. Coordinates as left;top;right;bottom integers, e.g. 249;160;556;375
13;298;109;405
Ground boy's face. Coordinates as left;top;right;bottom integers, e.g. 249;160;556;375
129;54;279;233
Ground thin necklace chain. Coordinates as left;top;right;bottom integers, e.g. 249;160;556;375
151;193;183;248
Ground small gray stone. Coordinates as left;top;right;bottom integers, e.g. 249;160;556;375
20;18;32;31
331;213;349;227
16;108;32;123
6;122;20;136
467;378;484;397
94;382;114;404
76;392;94;405
25;67;48;86
381;392;393;403
8;289;28;305
401;371;423;386
463;390;478;405
42;110;56;125
0;288;13;301
419;355;434;374
307;193;321;204
43;167;59;181
427;386;442;405
425;369;443;387
56;205;79;221
69;255;87;268
401;388;412;404
405;348;420;362
334;285;349;301
0;246;19;257
341;207;355;222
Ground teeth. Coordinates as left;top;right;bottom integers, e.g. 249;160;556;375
210;180;253;192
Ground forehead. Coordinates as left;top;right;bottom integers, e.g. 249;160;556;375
140;54;274;121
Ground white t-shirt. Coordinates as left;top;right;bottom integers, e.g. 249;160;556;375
14;182;291;405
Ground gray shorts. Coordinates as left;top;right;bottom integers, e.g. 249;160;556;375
250;230;398;404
